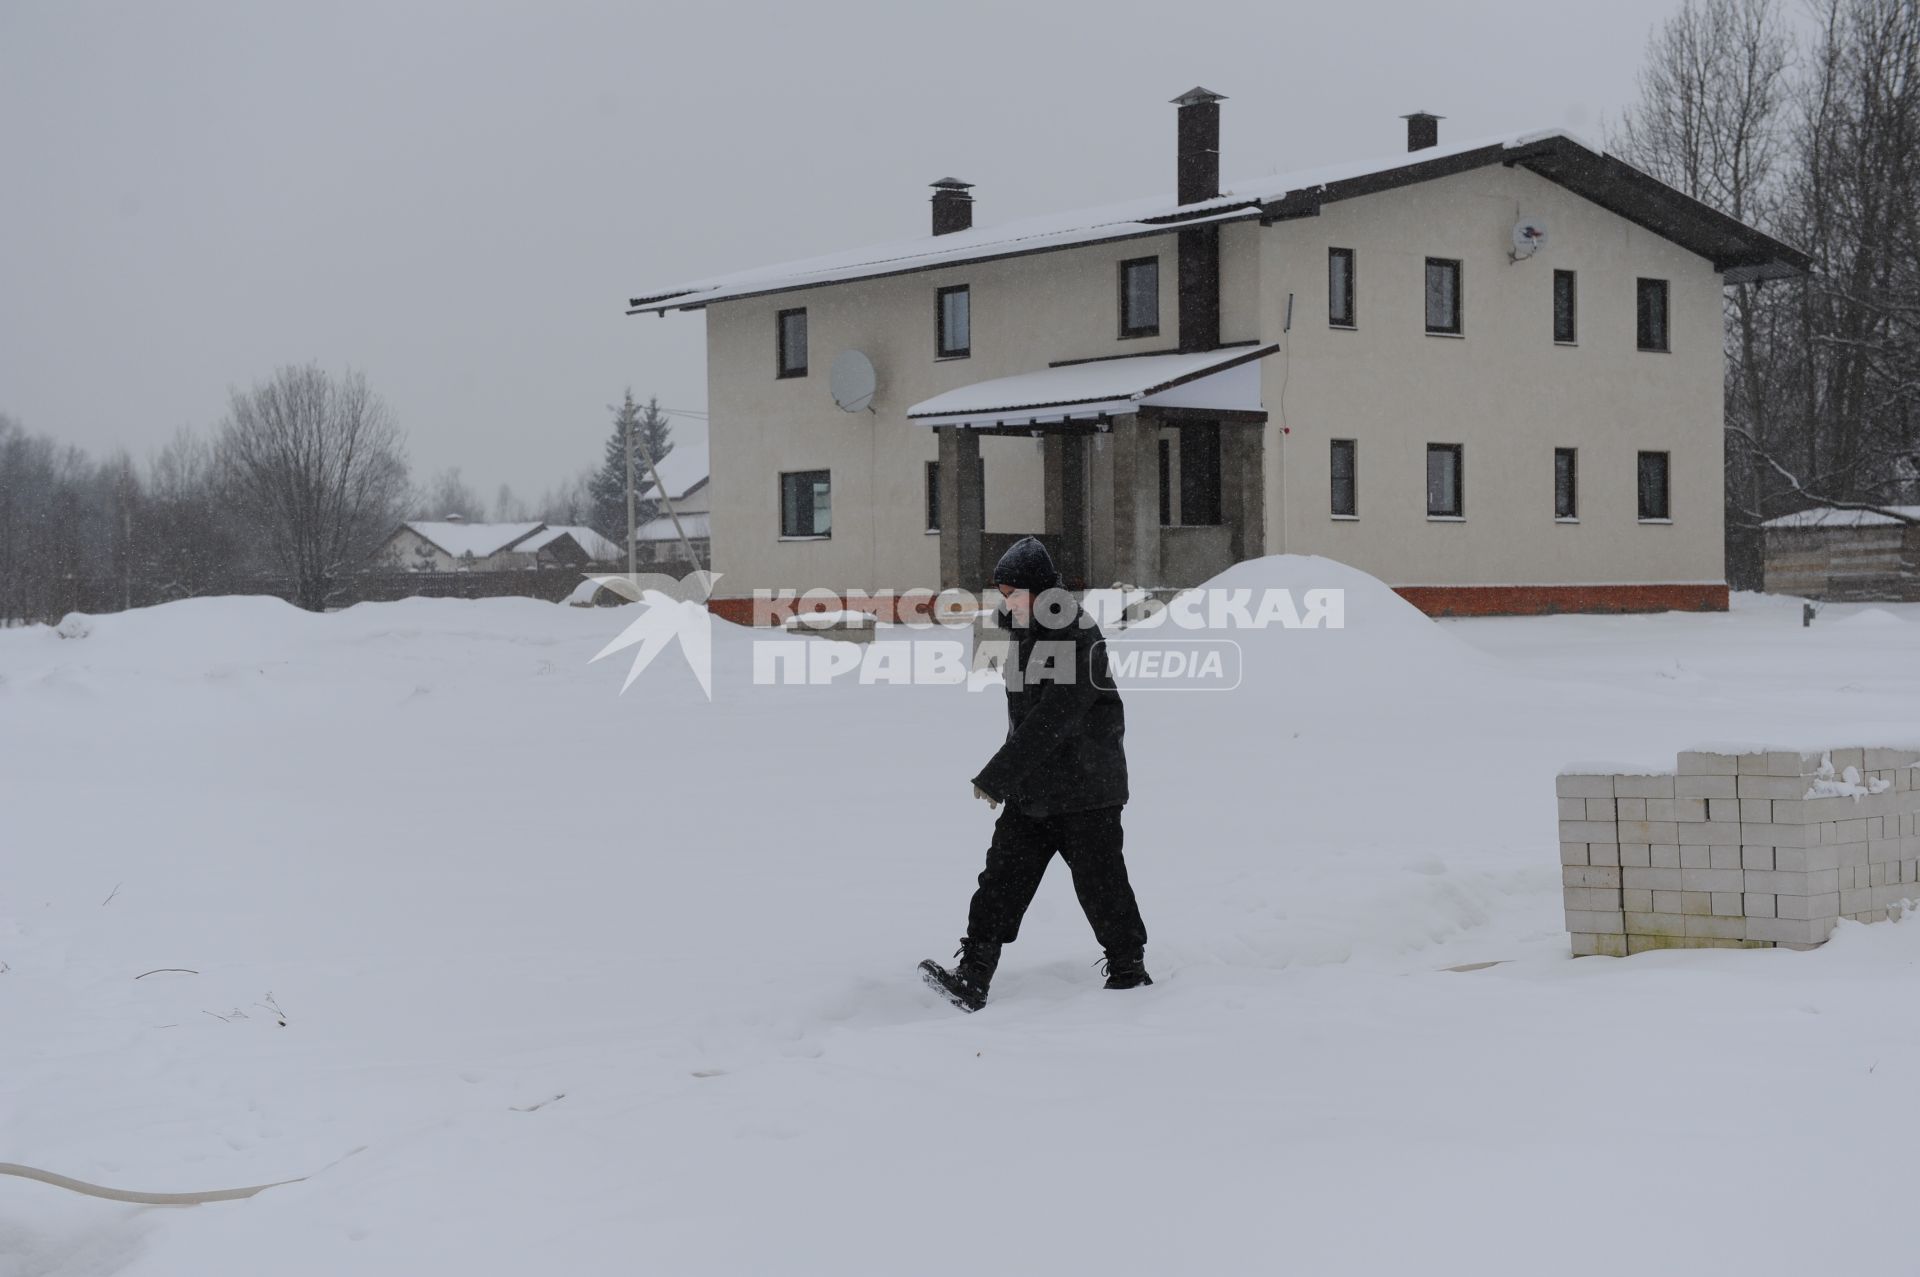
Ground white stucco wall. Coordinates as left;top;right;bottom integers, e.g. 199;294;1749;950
1259;164;1726;587
695;161;1729;601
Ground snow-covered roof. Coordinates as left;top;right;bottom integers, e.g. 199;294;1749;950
628;127;1802;313
635;512;712;542
402;521;545;558
519;525;624;561
1764;504;1920;529
629;130;1590;314
907;345;1277;428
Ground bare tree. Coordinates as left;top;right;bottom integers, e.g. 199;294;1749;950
414;466;486;522
218;365;410;611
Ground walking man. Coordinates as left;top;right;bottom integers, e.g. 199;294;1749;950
920;536;1152;1012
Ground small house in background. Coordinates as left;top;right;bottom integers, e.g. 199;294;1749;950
377;518;623;572
1762;506;1920;601
633;475;712;568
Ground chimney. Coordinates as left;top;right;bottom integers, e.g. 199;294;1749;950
1171;86;1226;205
930;178;974;235
447;513;465;523
1402;111;1442;152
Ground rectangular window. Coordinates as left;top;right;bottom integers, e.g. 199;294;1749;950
1120;257;1160;338
777;308;808;378
1553;270;1577;344
1329;248;1355;327
1554;447;1578;519
1178;422;1222;525
1157;437;1173;525
1427;443;1463;517
780;469;831;537
1636;278;1669;352
1638;451;1671;520
1330;439;1357;516
1425;258;1462;335
925;458;983;530
937;285;970;358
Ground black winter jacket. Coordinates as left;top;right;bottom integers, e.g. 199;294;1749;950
971;599;1129;817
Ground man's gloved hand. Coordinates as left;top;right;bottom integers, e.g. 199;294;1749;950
972;783;1000;810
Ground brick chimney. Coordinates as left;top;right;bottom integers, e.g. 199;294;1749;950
1171;87;1226;205
930;178;974;235
1402;112;1442;152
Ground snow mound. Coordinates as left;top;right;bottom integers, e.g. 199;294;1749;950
1832;607;1910;628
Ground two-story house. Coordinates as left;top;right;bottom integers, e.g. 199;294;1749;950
628;89;1805;621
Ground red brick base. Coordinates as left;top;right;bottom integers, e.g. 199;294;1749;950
1391;583;1730;618
706;583;1732;625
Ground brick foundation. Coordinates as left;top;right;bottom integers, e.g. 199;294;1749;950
1395;583;1729;617
1558;748;1920;955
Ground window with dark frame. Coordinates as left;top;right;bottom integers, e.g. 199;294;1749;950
1638;451;1671;520
925;457;984;531
1120;257;1160;338
1636;278;1669;352
1330;438;1357;516
1553;270;1577;344
1157;438;1173;525
779;469;831;538
1329;248;1355;328
776;308;808;378
1178;422;1222;526
936;285;970;358
1426;443;1463;517
1555;447;1578;519
1424;258;1462;335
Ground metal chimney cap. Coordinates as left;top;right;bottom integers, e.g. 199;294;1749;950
1170;86;1228;106
1400;111;1446;120
930;177;975;190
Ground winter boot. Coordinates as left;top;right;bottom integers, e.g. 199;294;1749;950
919;938;1001;1012
1101;950;1153;990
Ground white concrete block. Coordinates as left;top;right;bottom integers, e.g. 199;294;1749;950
1564;866;1622;889
1775;892;1841;920
1557;774;1616;799
1624;911;1686;938
1677;821;1743;847
1560;841;1589;866
1746;916;1834;945
1651;844;1682;869
1586;841;1620;867
1615;797;1648;821
1676;775;1739;799
1709;844;1742;871
1681;867;1743;893
1557;797;1589;820
1738;823;1814;849
1617;843;1650;868
1680;891;1714;916
1564;886;1622;911
1625;866;1683;891
1841;888;1872;915
1742;846;1774;871
1647;797;1706;823
1621;888;1653;912
1571;932;1628;958
1711;892;1742;917
1774;845;1839;873
1768;750;1821;777
1585;798;1617;822
1680;844;1711;870
1615;774;1675;799
1708;798;1741;824
1567;909;1625;935
1652;889;1685;914
1685;913;1747;939
1678;751;1739;776
1740;798;1776;824
1738;775;1809;800
1744;892;1776;918
1560;820;1619;844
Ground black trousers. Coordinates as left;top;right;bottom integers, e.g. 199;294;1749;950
966;803;1148;954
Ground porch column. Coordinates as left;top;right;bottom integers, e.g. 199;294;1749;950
937;425;986;591
1219;422;1266;561
1043;433;1090;589
1106;413;1161;586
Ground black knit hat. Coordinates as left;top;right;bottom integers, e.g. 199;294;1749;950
991;536;1061;592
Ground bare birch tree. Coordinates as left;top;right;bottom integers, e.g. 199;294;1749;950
217;364;410;611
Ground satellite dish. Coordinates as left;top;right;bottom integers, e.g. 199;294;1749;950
830;350;878;413
1512;218;1549;259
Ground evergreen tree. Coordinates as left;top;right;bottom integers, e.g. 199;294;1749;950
589;390;674;542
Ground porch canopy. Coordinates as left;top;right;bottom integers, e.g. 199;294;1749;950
906;344;1277;431
911;344;1278;592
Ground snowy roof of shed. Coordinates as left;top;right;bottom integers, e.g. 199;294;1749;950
634;512;712;542
402;521;545;558
519;525;624;560
1763;505;1920;529
627;129;1807;314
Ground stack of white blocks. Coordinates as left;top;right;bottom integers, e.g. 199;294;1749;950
1559;748;1920;955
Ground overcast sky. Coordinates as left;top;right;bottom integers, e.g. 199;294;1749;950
0;0;1688;503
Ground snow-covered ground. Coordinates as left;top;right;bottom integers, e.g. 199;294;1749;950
4;559;1920;1276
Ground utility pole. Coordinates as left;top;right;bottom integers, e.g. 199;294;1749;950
625;408;637;578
